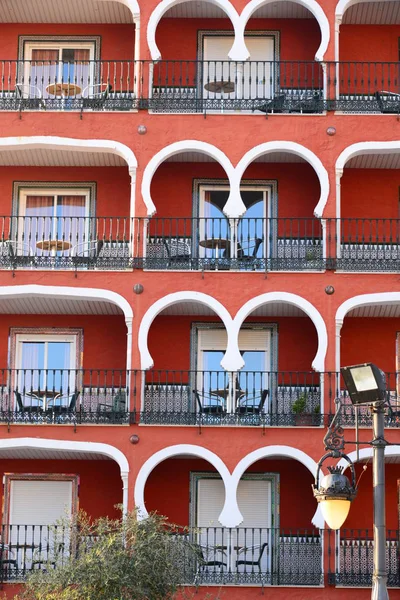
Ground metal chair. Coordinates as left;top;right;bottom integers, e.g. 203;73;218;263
14;390;43;420
236;389;269;416
0;543;18;582
386;393;400;426
15;84;46;113
235;542;268;573
193;543;227;584
97;391;127;423
374;91;400;114
47;392;79;423
193;390;225;416
253;94;286;114
5;241;35;272
81;83;112;116
163;238;192;269
71;240;104;271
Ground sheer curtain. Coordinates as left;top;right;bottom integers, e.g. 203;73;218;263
20;342;44;396
62;49;91;93
58;195;87;254
30;49;59;98
24;196;54;255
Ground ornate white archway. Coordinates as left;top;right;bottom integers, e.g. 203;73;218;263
141;140;237;217
234;292;328;372
138;291;243;371
338;445;400;469
134;444;242;527
240;0;330;62
147;0;243;61
236;141;330;218
0;136;138;218
0;284;133;371
232;445;324;527
0;438;130;513
335;292;400;371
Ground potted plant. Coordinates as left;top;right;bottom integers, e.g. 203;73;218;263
291;393;309;426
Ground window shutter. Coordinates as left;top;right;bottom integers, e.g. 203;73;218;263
10;480;73;525
197;479;225;527
198;328;271;352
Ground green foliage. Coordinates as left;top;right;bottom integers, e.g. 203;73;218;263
16;511;200;600
292;393;307;414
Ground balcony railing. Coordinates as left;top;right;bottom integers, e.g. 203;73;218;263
0;60;399;114
0;524;323;586
0;60;139;112
336;218;400;271
0;216;132;271
0;368;130;424
328;529;400;587
135;370;324;426
134;217;325;271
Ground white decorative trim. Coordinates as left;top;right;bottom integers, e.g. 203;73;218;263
236;142;329;218
138;291;243;371
240;0;330;62
336;141;400;174
101;0;140;18
233;292;328;371
147;0;329;61
141;141;237;217
335;292;400;371
143;140;329;219
147;0;243;62
0;136;137;170
335;0;373;22
134;444;242;527
0;284;133;321
232;445;323;528
0;437;130;512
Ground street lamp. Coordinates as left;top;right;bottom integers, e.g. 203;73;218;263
313;363;389;600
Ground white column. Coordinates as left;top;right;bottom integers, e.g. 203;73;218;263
133;16;141;100
121;472;129;515
126;317;133;412
336;169;343;258
335;321;342;373
129;168;137;257
335;19;341;100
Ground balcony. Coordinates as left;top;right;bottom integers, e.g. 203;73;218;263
0;216;132;271
0;524;323;586
136;217;324;272
0;369;130;425
328;529;400;587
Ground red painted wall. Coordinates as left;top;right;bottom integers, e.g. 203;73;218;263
148;315;318;372
0;24;135;61
151;162;320;218
156;18;321;61
0;314;127;370
145;457;316;529
340;25;400;61
0;166;130;217
341;169;399;219
0;459;122;521
341;318;400;375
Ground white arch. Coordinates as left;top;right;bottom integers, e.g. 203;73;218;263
338;445;400;470
134;444;242;527
0;438;130;512
232;445;324;528
236;142;330;218
0;284;133;321
141;140;238;217
147;0;244;61
139;292;243;371
240;0;330;62
335;0;376;23
335;292;400;371
234;292;327;372
0;136;137;171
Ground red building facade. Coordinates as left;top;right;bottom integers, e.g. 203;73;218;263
0;0;399;597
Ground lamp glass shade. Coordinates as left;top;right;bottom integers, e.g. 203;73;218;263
320;499;351;530
349;365;377;392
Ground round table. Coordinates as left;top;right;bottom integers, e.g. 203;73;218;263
46;83;82;97
36;240;72;254
204;81;235;94
199;238;230;270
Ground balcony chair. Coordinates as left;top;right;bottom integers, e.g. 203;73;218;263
193;543;227;584
97;391;127;423
163;238;192;269
236;389;269;417
80;83;112;116
193;390;225;416
4;241;35;272
374;91;400;114
15;84;46;113
386;393;400;426
14;390;43;421
71;240;104;271
236;238;263;269
47;392;79;423
235;542;268;574
253;94;285;114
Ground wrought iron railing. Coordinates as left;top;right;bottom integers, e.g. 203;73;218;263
328;529;399;587
336;218;400;271
135;370;324;426
148;60;325;113
0;216;132;271
134;217;325;271
0;368;130;424
329;62;400;113
0;524;323;586
0;60;139;112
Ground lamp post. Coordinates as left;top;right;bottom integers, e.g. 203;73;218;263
313;363;389;600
